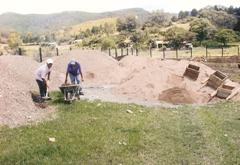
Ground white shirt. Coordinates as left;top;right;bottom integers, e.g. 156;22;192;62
35;64;52;81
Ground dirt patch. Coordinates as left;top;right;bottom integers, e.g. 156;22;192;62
1;50;240;128
30;91;48;108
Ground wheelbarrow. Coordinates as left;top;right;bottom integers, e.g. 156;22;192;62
59;84;81;104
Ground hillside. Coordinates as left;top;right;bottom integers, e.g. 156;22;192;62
0;8;149;34
69;17;118;35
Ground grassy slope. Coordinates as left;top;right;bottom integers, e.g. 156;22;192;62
63;17;118;36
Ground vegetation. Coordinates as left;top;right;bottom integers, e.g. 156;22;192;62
0;5;240;54
214;29;239;46
1;91;240;164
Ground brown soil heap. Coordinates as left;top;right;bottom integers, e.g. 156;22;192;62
1;50;240;127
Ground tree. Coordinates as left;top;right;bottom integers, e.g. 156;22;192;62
164;26;194;48
130;29;149;48
189;18;217;44
7;30;22;51
191;9;198;16
171;16;178;22
116;17;127;32
227;5;235;14
214;29;238;46
103;22;115;35
199;9;237;29
178;11;189;20
91;26;100;35
125;15;139;32
116;15;139;32
147;10;171;27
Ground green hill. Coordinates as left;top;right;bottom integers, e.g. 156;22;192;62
0;8;149;35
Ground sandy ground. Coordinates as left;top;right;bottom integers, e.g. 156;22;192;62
1;50;240;128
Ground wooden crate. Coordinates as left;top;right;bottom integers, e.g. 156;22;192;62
207;70;228;89
183;64;200;80
217;84;235;99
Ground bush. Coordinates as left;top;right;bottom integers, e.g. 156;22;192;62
101;38;115;50
202;40;223;48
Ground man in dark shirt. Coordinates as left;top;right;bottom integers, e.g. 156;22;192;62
65;58;84;95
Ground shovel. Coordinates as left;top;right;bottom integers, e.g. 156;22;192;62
43;80;52;100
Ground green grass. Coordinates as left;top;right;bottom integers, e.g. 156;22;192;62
1;91;240;164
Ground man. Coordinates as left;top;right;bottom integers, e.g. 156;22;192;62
65;58;84;95
35;58;53;102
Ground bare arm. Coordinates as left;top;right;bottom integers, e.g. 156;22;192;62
80;72;84;82
47;72;51;81
65;72;68;84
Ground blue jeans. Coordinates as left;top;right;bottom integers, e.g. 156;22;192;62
69;74;82;92
36;80;46;98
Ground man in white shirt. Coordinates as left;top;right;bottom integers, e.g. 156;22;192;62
35;58;53;102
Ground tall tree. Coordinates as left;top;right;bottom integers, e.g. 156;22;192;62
178;11;189;20
189;18;217;44
147;10;171;27
164;26;195;48
191;9;198;16
214;29;238;46
199;9;237;29
130;29;149;48
116;15;139;32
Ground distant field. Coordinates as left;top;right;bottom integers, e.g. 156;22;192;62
1;44;237;62
69;17;118;35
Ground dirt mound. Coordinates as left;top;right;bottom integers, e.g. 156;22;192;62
1;50;240;127
158;87;198;104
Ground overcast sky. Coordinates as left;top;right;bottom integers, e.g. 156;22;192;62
0;0;238;15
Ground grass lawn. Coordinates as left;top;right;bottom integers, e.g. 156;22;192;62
1;91;240;164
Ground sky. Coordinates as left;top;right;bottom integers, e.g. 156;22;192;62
0;0;238;15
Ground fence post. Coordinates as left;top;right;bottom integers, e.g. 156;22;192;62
176;48;178;58
222;46;224;58
115;48;117;57
238;46;239;55
163;48;166;59
56;47;59;56
190;48;192;58
131;48;133;55
136;48;138;56
18;48;22;55
121;48;123;56
127;48;128;55
39;47;42;62
150;48;152;57
109;48;111;56
70;47;72;50
206;46;208;59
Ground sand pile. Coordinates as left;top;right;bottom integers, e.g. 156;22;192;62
1;50;240;127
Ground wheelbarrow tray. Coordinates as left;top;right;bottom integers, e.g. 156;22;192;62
59;84;80;103
59;84;80;94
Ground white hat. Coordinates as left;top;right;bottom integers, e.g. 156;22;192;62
70;58;76;65
46;58;53;64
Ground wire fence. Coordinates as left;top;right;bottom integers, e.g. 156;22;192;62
17;45;240;62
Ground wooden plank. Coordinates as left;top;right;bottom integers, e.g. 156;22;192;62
226;87;240;101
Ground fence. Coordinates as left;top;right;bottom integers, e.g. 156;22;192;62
103;46;240;60
17;45;240;62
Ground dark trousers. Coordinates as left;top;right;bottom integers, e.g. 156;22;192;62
36;80;46;98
